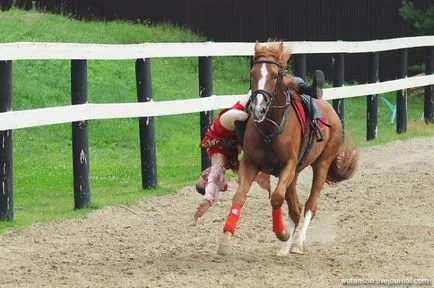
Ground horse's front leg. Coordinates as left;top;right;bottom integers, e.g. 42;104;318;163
217;157;257;255
276;173;301;257
270;159;296;242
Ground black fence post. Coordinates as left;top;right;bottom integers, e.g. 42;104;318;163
424;47;434;124
294;54;307;80
135;58;157;189
367;52;379;141
1;0;13;11
396;49;408;134
332;54;345;131
0;61;13;221
71;60;90;209
199;56;213;172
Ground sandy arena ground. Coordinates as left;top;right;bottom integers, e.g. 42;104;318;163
1;137;433;288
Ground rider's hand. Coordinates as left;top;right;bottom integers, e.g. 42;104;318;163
194;199;212;220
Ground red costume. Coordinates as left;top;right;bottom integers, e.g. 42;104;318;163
199;101;245;169
196;100;270;208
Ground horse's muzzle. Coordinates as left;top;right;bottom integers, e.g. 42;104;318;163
250;93;268;123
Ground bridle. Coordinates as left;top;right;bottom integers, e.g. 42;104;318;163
248;59;292;142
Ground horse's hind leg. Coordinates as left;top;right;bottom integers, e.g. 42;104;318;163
276;174;301;257
290;160;331;254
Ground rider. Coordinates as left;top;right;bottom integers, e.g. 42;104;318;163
194;70;325;220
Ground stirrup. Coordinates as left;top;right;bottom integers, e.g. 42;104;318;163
313;120;324;142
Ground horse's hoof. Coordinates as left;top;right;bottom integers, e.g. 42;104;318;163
290;241;304;254
275;230;290;242
217;240;233;255
276;247;290;257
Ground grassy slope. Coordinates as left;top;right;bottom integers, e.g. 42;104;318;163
0;9;249;231
0;9;433;232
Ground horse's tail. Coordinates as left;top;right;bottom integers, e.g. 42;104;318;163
326;141;359;185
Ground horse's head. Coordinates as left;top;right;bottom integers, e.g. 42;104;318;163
249;41;291;123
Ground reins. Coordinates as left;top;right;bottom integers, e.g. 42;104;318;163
249;60;293;174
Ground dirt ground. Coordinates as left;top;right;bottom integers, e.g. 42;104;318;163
1;137;433;288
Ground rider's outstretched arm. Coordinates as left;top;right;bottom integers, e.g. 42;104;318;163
219;91;250;131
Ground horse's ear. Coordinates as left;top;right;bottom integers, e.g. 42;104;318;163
254;41;261;53
279;43;291;66
278;41;291;59
283;43;292;60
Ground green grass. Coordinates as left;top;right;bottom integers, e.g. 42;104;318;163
344;91;434;146
0;9;433;233
0;9;250;233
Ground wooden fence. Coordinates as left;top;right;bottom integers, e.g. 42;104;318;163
3;0;433;83
0;36;433;221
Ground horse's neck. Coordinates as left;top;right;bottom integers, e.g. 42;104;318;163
269;84;288;121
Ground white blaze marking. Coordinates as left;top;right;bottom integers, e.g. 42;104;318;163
255;63;268;116
258;63;268;90
255;94;264;116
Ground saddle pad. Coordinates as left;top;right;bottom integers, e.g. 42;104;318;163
293;96;328;131
292;96;328;171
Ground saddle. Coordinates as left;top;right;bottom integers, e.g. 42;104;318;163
293;94;330;170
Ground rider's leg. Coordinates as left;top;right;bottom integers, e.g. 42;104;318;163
293;73;325;142
219;109;249;131
295;70;325;99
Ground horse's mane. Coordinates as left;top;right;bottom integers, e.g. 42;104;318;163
253;41;291;72
254;41;300;100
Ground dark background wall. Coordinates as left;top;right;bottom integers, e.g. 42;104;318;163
2;0;432;82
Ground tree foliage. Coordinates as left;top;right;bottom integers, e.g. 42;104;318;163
399;1;434;35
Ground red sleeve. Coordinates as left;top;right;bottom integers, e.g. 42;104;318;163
231;101;245;111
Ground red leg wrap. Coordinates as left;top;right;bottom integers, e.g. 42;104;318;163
272;207;285;234
223;204;241;235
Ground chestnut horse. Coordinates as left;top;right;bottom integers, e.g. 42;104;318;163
217;42;359;256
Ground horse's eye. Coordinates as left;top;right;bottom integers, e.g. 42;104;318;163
273;75;278;80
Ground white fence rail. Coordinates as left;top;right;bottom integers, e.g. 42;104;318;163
0;36;433;219
1;36;434;60
0;36;433;131
0;74;433;131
